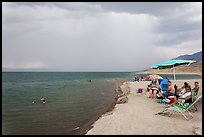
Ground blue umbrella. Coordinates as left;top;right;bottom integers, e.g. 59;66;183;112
151;59;196;83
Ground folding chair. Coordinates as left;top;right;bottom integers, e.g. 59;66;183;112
155;95;202;120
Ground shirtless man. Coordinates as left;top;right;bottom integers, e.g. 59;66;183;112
162;80;175;98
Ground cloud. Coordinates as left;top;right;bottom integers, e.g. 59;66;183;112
2;2;202;71
87;2;202;49
23;62;45;68
154;2;202;46
2;60;46;69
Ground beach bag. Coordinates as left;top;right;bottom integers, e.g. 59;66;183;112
162;99;170;104
137;88;143;93
157;99;163;104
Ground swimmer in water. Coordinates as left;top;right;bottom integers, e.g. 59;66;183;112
42;99;46;104
40;97;45;101
32;100;35;104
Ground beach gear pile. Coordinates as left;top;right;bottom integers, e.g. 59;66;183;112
154;80;201;120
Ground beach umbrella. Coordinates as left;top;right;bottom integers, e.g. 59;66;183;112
147;74;163;81
148;74;163;79
143;74;162;81
151;59;196;84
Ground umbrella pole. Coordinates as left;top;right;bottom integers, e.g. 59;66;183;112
173;65;176;84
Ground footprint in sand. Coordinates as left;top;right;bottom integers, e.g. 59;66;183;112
192;127;201;135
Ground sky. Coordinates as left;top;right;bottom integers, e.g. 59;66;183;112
2;2;202;72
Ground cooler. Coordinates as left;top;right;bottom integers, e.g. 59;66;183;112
168;96;175;103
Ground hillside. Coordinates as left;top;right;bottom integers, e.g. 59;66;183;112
173;51;202;61
136;51;202;74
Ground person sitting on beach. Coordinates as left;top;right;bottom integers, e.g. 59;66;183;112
147;84;152;92
147;80;153;91
176;82;189;95
162;80;175;98
171;85;192;106
192;81;199;95
149;80;161;99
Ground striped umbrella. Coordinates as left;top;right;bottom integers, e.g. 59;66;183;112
148;74;163;80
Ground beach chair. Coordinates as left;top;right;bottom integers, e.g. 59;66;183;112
159;79;168;92
177;89;199;111
189;89;200;112
155;93;202;120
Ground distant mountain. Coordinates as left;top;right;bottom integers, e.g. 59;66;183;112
2;67;55;72
136;51;202;74
173;51;202;61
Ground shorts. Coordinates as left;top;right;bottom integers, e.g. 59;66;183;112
151;88;160;94
162;92;174;97
184;98;192;103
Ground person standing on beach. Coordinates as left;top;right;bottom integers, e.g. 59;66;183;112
133;76;138;82
136;76;140;82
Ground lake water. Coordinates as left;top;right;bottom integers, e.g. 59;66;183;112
2;72;201;135
2;72;132;135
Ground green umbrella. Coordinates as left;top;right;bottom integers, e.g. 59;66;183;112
151;59;196;84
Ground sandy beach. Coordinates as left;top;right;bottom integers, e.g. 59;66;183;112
86;79;202;135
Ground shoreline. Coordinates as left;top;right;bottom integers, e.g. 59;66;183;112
86;79;202;135
71;78;131;135
134;71;202;75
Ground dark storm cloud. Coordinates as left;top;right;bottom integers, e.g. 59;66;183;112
2;2;202;71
